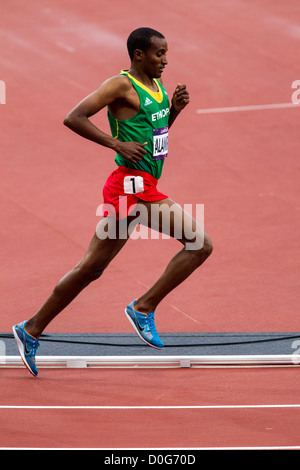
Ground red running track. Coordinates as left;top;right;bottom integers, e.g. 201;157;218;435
1;0;300;450
1;367;300;449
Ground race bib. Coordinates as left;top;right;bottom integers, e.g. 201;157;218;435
123;175;144;194
153;126;168;160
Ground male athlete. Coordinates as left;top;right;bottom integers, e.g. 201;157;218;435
13;28;213;376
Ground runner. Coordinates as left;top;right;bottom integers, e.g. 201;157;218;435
13;27;213;376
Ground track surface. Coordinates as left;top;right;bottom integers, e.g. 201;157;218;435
1;0;299;450
1;368;300;449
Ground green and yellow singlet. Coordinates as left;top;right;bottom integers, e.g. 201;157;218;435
107;70;170;180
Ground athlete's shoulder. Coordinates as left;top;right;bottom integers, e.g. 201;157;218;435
102;73;132;92
93;73;132;104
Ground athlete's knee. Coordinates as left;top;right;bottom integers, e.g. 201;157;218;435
185;230;212;253
202;234;213;257
74;257;107;283
81;265;104;283
186;233;213;265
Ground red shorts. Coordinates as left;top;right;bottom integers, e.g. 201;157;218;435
101;166;168;219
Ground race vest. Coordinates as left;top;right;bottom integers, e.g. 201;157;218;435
108;70;170;180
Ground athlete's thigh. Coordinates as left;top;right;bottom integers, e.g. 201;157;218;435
83;215;138;268
138;198;205;250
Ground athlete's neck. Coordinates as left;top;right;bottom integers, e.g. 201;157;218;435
127;67;158;92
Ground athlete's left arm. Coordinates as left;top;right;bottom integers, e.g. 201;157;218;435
168;83;190;128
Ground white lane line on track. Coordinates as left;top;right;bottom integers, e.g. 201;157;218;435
196;102;300;114
1;404;300;410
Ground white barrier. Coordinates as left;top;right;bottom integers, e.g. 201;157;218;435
1;354;300;369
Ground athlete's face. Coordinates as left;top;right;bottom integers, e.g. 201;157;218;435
143;36;168;79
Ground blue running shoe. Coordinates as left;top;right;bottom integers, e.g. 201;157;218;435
125;300;164;350
12;321;39;377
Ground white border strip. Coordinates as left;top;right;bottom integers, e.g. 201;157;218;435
196;102;300;114
1;355;299;368
1;446;300;450
0;404;300;410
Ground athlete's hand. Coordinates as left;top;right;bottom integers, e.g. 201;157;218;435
171;84;190;112
114;141;148;164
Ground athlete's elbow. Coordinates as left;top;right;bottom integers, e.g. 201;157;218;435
64;110;88;130
63;112;74;128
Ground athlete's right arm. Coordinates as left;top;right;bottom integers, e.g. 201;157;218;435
63;76;147;163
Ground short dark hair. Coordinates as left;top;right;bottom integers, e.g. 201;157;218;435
127;27;165;60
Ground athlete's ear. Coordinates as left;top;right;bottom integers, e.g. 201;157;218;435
133;49;145;62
